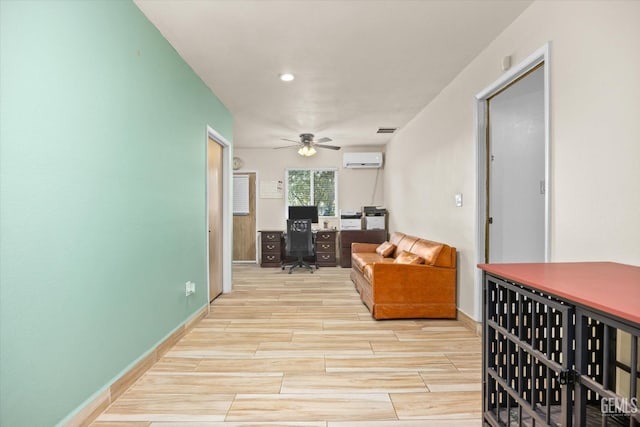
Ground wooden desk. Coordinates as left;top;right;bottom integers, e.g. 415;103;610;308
259;230;338;268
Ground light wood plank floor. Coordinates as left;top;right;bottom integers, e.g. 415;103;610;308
92;265;482;427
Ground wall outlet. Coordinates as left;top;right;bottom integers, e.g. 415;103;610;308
185;281;196;296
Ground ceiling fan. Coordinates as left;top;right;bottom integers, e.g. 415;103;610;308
276;133;341;156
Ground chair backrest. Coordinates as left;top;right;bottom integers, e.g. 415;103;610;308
286;219;314;255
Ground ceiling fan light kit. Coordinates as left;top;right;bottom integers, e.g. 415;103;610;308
298;145;317;157
277;133;341;156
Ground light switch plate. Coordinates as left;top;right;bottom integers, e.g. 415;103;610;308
455;193;463;207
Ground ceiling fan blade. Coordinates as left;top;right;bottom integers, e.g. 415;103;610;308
315;144;341;150
315;137;333;143
280;138;302;144
274;144;300;149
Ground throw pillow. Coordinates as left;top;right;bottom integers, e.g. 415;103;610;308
394;250;425;265
376;241;396;257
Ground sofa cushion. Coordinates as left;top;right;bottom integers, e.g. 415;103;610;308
389;232;406;246
394;250;425;265
434;244;456;268
352;253;384;272
363;259;394;281
388;232;405;258
410;240;444;266
353;254;395;273
395;235;420;257
376;241;396;257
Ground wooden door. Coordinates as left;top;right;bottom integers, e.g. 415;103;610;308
233;172;257;261
208;137;223;301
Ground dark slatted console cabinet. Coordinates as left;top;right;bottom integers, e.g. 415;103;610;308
478;262;640;427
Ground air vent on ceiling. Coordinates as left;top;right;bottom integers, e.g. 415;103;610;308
376;127;397;134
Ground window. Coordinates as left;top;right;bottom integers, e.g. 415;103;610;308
286;168;337;217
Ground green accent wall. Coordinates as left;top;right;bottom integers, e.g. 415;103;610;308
0;1;232;425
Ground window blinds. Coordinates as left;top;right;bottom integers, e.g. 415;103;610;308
233;175;250;215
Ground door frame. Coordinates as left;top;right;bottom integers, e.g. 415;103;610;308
473;42;551;320
206;126;232;298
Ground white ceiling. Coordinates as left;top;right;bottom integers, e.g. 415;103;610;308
135;0;532;149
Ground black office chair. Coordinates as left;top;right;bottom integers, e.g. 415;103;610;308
282;219;315;274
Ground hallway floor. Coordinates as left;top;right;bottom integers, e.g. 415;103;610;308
92;264;482;426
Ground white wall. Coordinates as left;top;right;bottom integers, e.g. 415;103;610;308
385;0;640;320
234;146;385;230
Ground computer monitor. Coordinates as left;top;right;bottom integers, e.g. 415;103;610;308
288;205;319;224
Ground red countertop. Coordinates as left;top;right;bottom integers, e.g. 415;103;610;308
478;262;640;325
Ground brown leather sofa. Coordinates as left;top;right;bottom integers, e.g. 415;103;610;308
350;232;457;320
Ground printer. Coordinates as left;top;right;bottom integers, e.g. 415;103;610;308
363;206;387;230
340;210;362;230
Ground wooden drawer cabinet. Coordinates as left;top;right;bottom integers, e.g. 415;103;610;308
339;229;387;268
260;231;282;267
315;230;337;267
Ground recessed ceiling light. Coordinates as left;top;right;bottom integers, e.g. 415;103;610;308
279;73;295;82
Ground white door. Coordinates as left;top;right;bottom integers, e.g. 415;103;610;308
488;66;545;263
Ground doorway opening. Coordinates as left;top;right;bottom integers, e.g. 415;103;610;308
487;64;545;263
474;43;551;319
206;126;232;302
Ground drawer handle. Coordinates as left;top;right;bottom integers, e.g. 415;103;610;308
266;244;275;250
266;255;275;261
321;254;330;259
266;235;276;240
322;244;331;249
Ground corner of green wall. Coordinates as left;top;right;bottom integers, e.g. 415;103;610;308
0;1;231;425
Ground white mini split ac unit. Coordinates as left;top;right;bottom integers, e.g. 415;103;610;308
342;152;383;169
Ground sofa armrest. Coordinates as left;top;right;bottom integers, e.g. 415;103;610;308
369;263;456;304
351;242;379;253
